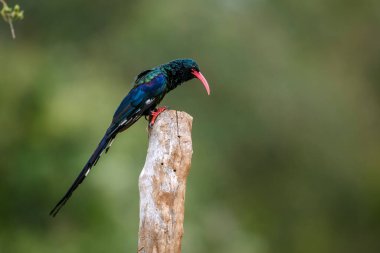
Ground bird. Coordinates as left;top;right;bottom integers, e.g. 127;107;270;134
49;58;210;217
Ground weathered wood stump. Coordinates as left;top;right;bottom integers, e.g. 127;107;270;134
138;110;193;253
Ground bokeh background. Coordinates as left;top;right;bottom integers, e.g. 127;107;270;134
1;0;380;252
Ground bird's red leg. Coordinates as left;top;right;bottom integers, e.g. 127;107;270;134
149;106;168;127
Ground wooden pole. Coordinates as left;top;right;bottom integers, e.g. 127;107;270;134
138;110;193;253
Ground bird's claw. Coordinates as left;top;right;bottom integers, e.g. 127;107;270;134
149;106;168;128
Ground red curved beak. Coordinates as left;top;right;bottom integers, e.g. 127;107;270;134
191;69;210;95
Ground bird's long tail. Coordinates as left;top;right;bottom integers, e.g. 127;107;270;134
49;132;115;217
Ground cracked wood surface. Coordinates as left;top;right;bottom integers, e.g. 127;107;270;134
138;110;193;253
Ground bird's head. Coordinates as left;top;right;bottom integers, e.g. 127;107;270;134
161;59;210;95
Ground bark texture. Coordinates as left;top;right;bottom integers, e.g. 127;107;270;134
138;110;193;253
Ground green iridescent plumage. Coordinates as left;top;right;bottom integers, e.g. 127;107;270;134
134;69;163;86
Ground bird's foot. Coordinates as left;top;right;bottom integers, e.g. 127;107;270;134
149;106;168;128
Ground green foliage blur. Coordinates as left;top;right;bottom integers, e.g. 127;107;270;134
1;0;380;252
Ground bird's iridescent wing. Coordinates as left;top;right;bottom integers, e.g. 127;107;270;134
109;71;167;135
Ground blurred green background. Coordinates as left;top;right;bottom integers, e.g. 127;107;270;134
1;0;380;252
